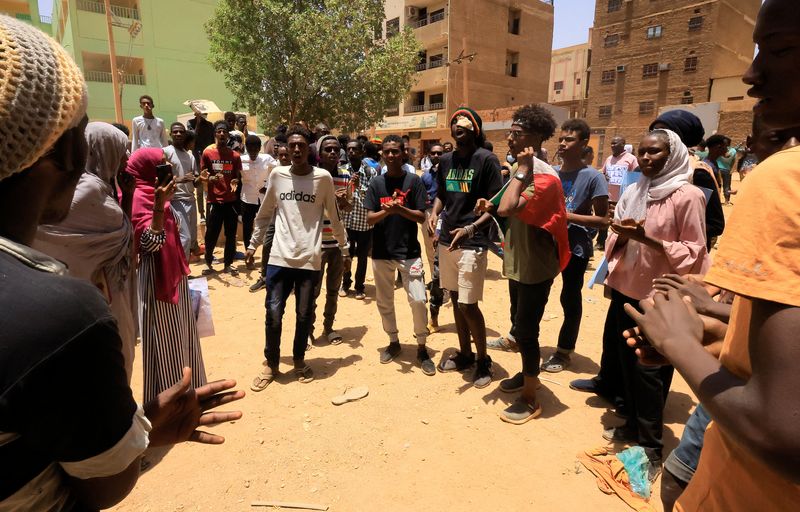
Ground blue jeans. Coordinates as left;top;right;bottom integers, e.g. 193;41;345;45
264;265;320;367
664;403;712;483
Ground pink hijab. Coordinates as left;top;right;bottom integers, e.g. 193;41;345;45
127;148;189;304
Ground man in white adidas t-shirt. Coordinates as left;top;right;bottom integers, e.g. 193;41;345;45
246;125;348;391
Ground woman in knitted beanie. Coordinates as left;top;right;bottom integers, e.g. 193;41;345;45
0;15;242;511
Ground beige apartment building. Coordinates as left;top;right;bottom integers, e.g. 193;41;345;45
586;0;760;163
376;0;554;154
548;42;591;119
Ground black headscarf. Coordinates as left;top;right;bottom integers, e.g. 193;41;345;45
649;110;705;147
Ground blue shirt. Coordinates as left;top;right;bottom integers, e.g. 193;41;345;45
555;166;609;259
420;165;439;208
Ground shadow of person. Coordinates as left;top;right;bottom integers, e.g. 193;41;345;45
311;325;367;349
479;381;568;419
274;353;363;383
663;390;696;425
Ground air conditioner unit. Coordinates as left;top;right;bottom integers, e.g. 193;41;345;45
616;65;626;73
658;63;671;71
406;6;419;18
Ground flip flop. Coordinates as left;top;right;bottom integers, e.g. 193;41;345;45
294;365;314;383
487;336;519;352
251;366;277;392
331;386;369;406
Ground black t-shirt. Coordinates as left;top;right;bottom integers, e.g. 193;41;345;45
0;251;136;504
364;172;427;260
436;147;503;249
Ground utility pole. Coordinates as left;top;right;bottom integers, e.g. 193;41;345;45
103;0;123;123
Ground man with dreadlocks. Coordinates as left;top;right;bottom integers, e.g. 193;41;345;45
428;107;503;388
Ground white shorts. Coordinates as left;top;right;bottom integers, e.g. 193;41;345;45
438;246;488;304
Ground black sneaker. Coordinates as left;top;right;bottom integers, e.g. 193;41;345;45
500;372;524;393
437;351;476;373
380;342;401;364
249;277;266;293
417;347;436;376
473;356;493;389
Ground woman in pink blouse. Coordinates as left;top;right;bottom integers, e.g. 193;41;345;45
600;129;710;478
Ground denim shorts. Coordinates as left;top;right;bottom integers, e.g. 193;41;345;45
664;403;712;483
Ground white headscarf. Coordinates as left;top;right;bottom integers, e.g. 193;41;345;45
616;129;692;222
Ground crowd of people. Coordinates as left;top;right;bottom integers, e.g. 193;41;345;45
1;0;799;509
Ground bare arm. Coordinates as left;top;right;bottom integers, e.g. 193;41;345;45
568;195;610;229
626;291;800;482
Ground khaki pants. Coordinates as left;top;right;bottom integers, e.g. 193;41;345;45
372;258;429;344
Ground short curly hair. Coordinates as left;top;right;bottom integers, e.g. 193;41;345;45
561;118;591;141
512;104;557;141
286;124;313;143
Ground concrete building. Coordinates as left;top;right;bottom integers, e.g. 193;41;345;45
36;0;234;126
1;0;52;31
586;0;760;163
376;0;555;156
548;42;591;119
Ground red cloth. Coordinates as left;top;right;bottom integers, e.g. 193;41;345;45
201;146;242;204
127;148;189;304
519;172;572;271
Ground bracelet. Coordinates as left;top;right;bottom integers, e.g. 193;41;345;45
464;223;476;239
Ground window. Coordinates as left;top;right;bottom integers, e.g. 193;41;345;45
601;70;616;84
508;8;521;35
689;16;704;31
576;78;581;85
386;17;399;37
506;51;519;78
553;81;564;91
430;8;445;23
604;34;620;47
429;93;445;110
639;101;655;115
608;0;622;12
646;25;662;39
681;91;694;104
684;56;698;72
599;105;612;118
642;63;659;78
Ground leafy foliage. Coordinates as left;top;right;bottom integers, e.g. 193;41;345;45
206;0;420;133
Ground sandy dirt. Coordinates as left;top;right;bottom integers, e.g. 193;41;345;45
113;233;698;512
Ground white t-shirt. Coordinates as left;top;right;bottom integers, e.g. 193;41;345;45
130;116;168;153
249;166;347;270
240;153;276;204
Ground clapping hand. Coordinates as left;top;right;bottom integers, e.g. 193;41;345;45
611;218;647;243
145;367;245;447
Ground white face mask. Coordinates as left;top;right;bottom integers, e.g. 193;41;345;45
506;153;515;164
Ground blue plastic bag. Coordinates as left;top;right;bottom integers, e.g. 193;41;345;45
616;446;651;499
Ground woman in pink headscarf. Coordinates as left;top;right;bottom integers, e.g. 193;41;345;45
127;148;207;402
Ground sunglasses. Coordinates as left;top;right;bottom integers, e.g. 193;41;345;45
321;146;339;153
429;151;442;156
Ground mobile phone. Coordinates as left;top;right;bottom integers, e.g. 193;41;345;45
155;164;173;186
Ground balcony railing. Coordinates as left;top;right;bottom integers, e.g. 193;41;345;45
429;59;444;69
77;0;140;20
429;102;444;111
39;15;52;24
85;70;146;86
411;11;446;29
407;104;426;113
415;62;427;71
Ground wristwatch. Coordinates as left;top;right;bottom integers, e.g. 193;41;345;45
514;171;527;182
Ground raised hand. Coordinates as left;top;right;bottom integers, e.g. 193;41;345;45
474;198;495;215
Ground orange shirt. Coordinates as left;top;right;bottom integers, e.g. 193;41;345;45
677;146;800;511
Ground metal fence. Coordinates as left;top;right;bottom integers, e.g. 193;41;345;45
85;69;146;86
77;0;141;20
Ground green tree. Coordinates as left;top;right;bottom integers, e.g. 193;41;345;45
206;0;420;133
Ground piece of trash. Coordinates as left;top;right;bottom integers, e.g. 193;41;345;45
616;446;651;499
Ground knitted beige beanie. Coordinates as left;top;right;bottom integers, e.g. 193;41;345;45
0;15;88;182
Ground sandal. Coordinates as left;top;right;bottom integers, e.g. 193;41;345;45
487;336;519;352
251;365;277;392
326;331;343;345
331;386;369;406
437;351;475;373
294;365;314;383
541;352;571;373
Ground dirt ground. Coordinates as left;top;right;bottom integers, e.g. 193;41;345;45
114;234;698;512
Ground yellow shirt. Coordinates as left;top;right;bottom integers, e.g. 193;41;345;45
677;146;800;511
